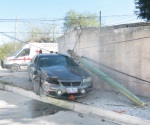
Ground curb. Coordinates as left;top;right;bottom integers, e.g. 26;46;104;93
0;83;150;125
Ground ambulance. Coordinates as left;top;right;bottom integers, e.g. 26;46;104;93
1;42;58;72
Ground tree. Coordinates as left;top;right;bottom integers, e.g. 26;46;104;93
63;10;99;32
0;42;22;60
135;0;150;21
0;22;60;60
23;23;60;43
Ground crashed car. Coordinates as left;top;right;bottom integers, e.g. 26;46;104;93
27;53;92;99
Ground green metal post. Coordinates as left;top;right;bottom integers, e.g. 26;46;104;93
67;50;147;107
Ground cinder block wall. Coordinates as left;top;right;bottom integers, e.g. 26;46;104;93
57;25;150;97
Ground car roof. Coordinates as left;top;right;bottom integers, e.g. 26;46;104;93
37;53;67;57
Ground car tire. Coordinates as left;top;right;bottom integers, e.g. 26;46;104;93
33;77;40;95
10;64;19;72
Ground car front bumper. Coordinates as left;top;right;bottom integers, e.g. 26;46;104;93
42;81;93;99
1;62;11;69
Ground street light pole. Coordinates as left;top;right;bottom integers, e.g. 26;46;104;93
15;16;17;51
99;11;101;27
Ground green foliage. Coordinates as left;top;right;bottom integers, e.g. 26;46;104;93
135;0;150;21
0;42;22;60
0;22;60;61
64;10;99;32
24;24;59;43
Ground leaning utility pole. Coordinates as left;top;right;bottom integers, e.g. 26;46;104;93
67;50;147;107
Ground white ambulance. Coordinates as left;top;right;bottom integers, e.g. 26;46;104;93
1;42;58;72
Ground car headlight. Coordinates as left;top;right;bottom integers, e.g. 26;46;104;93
82;77;92;83
46;77;59;85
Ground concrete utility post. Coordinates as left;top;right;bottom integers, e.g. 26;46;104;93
99;11;101;27
67;50;147;107
15;16;17;51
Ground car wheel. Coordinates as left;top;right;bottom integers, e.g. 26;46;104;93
10;64;19;72
33;77;40;95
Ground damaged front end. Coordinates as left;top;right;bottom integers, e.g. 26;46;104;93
41;75;92;99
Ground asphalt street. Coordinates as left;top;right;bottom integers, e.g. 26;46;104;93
0;68;150;121
0;90;122;125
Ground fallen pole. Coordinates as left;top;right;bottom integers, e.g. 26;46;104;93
67;50;147;107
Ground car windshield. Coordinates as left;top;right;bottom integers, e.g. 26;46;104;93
13;48;23;57
38;55;78;67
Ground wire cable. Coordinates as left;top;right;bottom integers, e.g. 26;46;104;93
75;35;150;50
0;32;61;34
72;29;83;51
103;17;140;26
0;32;26;43
0;15;134;21
0;32;56;52
72;21;83;51
82;56;150;84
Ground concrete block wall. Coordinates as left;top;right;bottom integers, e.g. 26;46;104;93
57;25;150;97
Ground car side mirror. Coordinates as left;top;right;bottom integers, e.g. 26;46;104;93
30;64;37;74
30;63;35;67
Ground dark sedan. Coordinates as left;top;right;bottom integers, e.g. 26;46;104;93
28;53;92;99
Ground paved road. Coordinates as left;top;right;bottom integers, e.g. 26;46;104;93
0;90;122;125
0;69;32;91
0;69;150;121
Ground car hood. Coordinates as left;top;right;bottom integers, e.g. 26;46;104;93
41;65;89;80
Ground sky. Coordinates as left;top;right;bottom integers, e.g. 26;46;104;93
0;0;143;44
